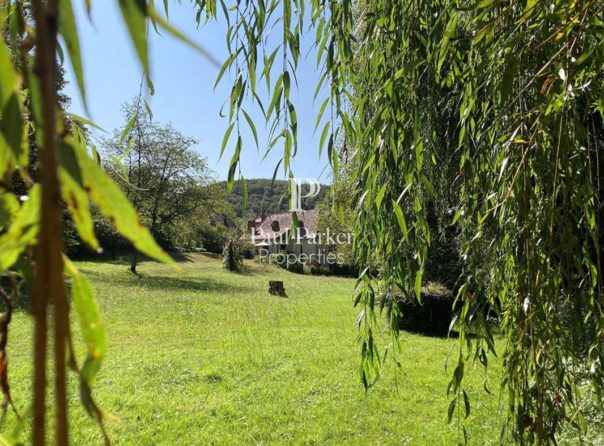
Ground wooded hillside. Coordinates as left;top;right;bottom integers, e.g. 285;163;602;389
222;179;329;218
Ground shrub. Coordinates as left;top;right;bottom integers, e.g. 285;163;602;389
286;258;304;274
424;226;462;290
383;283;455;336
200;226;228;254
307;258;321;275
222;239;244;272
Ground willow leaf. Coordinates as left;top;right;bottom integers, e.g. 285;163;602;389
64;258;106;385
319;121;330;155
241;175;248;210
414;270;423;302
392;200;409;240
0;94;24;165
220;122;234;159
227;135;242;190
0;37;18;107
119;113;138;145
148;6;220;67
67;112;107;133
59;0;87;109
118;0;149;77
437;11;458;75
242;109;259;149
58;141;99;250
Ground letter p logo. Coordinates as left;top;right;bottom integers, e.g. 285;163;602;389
289;178;321;211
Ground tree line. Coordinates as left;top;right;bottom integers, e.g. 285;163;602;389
76;99;237;272
224;178;328;218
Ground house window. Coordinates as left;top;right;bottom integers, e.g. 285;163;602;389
271;221;280;231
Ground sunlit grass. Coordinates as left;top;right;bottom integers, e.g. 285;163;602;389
6;254;504;445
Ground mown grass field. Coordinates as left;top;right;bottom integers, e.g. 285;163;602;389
5;254;506;445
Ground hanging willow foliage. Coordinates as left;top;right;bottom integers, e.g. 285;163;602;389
0;0;602;444
341;1;604;443
190;0;604;443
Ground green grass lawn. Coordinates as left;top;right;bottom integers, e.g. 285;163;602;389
5;254;505;445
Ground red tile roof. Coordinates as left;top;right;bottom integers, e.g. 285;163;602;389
250;209;318;244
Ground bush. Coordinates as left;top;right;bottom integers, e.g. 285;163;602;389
331;262;358;277
383;283;455;336
222;239;244;272
200;226;227;254
307;259;321;275
241;244;255;259
286;258;304;274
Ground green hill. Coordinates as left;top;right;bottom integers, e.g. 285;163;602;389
221;179;329;218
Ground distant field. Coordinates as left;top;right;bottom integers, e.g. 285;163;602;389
6;254;506;445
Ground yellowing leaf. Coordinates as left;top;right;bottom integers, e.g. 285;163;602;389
0;192;19;230
0;433;13;446
0;185;40;272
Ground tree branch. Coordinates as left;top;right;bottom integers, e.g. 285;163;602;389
31;0;69;444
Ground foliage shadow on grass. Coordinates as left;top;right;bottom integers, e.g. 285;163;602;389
77;268;253;294
167;251;196;263
136;276;253;294
401;326;486;339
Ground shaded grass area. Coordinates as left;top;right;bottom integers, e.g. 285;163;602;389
5;254;504;445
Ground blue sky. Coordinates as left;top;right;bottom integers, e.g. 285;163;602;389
62;1;331;182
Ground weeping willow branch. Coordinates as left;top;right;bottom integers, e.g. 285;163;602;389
193;0;604;442
30;0;69;444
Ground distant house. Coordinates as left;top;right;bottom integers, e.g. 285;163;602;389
248;209;324;260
